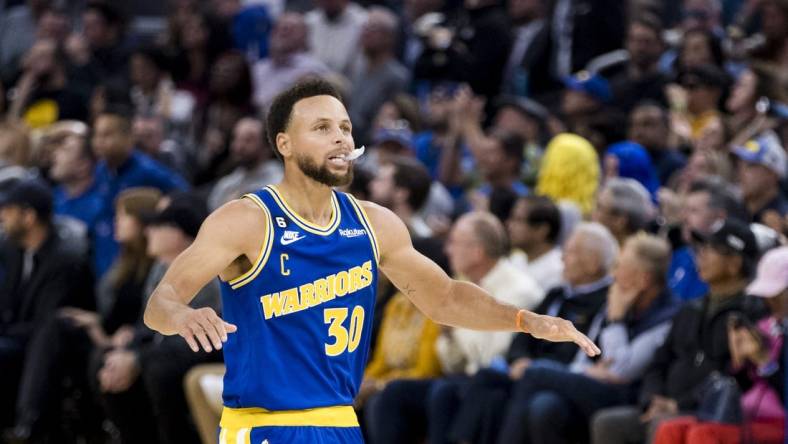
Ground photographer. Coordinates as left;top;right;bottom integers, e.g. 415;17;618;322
653;246;787;444
411;0;511;100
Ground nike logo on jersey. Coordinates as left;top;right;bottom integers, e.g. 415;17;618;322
281;230;306;245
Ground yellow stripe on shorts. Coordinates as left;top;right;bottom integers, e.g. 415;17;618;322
220;405;359;429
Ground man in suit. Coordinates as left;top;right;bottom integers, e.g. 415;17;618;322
0;179;94;431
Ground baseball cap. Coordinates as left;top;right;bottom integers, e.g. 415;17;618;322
144;200;208;238
750;223;781;255
691;219;758;260
746;246;788;298
562;71;612;103
771;100;788;120
731;131;787;179
0;178;53;221
373;123;414;151
496;95;549;121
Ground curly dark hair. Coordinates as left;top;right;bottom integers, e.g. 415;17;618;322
265;78;344;159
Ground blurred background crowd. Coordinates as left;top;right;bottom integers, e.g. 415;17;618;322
0;0;788;443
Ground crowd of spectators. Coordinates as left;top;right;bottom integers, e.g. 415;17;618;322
1;0;788;443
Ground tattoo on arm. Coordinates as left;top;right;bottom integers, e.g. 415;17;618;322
403;283;416;297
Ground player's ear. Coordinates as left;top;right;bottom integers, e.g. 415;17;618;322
276;133;292;159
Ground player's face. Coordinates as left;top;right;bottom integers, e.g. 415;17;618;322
286;95;355;187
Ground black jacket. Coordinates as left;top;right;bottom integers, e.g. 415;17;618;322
412;4;512;99
638;293;760;410
0;231;94;342
506;283;608;364
523;0;626;98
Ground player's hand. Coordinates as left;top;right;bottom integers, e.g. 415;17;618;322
517;310;601;357
174;307;237;353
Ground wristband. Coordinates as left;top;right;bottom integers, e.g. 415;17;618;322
516;310;527;333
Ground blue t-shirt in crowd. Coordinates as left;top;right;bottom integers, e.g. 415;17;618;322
53;180;104;228
668;246;709;301
413;131;476;180
413;131;442;179
53;180;103;248
93;150;188;276
477;181;530;198
413;130;476;203
232;5;271;60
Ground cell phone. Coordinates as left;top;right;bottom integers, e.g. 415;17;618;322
728;313;765;346
729;312;751;330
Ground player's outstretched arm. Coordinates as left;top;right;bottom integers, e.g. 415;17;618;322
144;199;266;352
363;202;600;357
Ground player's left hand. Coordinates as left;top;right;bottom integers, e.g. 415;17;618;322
173;307;237;353
517;310;601;357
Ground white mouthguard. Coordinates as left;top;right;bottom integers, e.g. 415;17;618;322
345;145;366;161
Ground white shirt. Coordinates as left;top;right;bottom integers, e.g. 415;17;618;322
252;53;332;111
435;259;545;375
509;247;565;293
305;3;368;75
208;160;284;210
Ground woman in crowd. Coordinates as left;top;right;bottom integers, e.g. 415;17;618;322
5;188;161;441
653;247;787;444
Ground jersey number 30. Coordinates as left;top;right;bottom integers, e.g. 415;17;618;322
324;306;365;356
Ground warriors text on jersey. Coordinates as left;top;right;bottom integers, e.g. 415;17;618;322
219;185;379;416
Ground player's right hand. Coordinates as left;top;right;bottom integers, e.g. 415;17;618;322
174;307;237;353
517;310;601;357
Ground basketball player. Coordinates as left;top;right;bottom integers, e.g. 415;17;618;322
144;79;600;444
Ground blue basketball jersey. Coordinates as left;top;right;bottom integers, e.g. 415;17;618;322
219;185;379;411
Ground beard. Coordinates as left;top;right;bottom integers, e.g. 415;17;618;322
295;153;353;187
